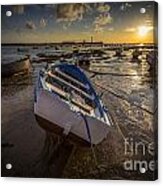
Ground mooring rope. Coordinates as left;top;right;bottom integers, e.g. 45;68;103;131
94;82;154;115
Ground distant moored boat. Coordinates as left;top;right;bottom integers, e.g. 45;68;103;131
146;50;158;73
1;55;30;77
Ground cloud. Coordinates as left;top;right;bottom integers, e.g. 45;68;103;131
145;19;153;26
84;25;89;29
94;25;104;33
61;22;72;30
94;14;112;26
25;21;36;30
12;5;24;14
124;27;136;32
63;24;68;30
120;3;132;11
124;26;153;33
108;27;114;31
146;4;152;8
45;4;56;8
56;3;90;23
97;3;110;13
145;26;153;31
93;13;112;32
40;18;47;28
93;3;112;33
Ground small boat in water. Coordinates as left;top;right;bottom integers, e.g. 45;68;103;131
146;50;158;73
132;49;142;62
34;63;111;146
17;47;29;53
90;57;118;67
2;55;30;77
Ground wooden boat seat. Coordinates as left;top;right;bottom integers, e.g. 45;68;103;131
55;68;87;89
48;71;93;100
46;82;93;113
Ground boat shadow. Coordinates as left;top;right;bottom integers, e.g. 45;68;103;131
32;132;74;178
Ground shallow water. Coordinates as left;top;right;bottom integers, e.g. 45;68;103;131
1;45;157;179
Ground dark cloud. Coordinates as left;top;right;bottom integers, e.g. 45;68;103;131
97;3;111;13
120;3;132;11
94;13;112;32
25;21;36;30
40;18;47;28
56;3;91;23
93;4;112;33
12;5;24;14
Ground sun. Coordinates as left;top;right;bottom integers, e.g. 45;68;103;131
138;26;149;37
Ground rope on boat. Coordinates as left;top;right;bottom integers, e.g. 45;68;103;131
94;82;154;116
87;69;146;77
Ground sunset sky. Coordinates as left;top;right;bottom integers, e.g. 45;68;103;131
1;2;157;44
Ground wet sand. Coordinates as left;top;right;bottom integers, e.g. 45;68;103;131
1;48;157;180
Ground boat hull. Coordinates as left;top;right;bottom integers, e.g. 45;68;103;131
35;114;91;147
34;89;110;146
2;58;30;77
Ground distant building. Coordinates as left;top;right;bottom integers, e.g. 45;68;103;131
61;40;103;48
91;36;93;43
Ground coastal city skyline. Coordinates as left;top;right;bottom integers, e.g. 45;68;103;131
2;2;156;44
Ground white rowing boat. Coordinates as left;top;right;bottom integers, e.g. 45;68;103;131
34;63;112;146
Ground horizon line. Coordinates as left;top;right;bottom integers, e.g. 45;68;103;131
1;42;156;45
